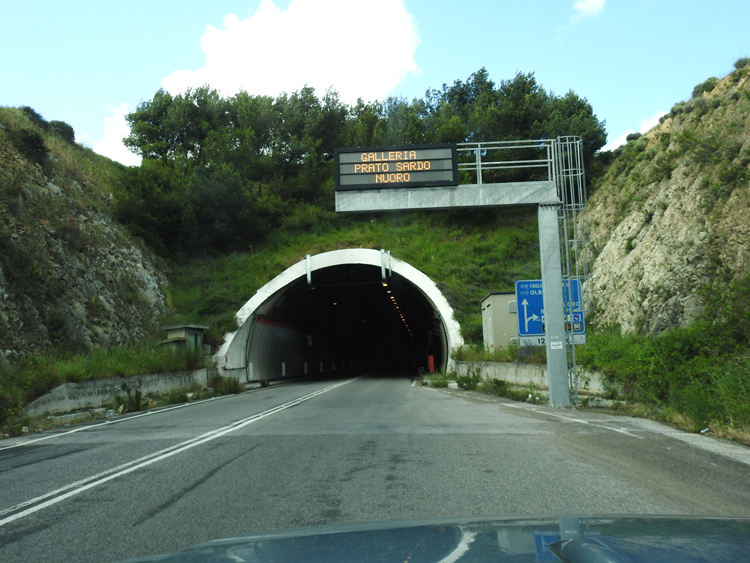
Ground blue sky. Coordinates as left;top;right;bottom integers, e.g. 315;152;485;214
2;0;748;165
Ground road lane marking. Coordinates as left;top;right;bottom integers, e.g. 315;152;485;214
0;378;358;527
500;403;643;438
0;397;224;451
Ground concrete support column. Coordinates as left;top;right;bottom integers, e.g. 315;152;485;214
538;204;570;408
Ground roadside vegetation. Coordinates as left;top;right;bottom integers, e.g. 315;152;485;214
443;274;750;441
422;367;547;404
452;342;546;364
578;273;750;442
2;371;242;438
0;344;209;433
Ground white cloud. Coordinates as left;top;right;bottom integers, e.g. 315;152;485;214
601;128;634;152
601;110;668;152
162;0;421;104
92;103;141;166
572;0;605;20
639;110;667;133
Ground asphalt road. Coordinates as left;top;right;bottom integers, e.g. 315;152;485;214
1;374;750;562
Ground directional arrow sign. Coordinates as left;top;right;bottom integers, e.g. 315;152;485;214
515;280;545;336
515;279;586;344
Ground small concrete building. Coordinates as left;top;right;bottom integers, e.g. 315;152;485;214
480;292;518;351
160;324;209;351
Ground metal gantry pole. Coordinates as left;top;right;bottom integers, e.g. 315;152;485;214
538;202;570;407
553;136;592;406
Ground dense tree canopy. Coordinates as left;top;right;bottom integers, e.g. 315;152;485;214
117;69;606;255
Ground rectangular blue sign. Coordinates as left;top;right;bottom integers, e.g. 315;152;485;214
515;279;586;337
515;280;545;337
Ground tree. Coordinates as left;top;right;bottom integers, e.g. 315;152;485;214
49;121;75;144
117;70;607;255
343;99;385;148
124;86;232;164
115;159;194;253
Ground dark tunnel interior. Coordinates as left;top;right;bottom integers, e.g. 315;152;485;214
259;264;446;374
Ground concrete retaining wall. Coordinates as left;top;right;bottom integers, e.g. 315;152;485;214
24;368;220;417
454;361;610;399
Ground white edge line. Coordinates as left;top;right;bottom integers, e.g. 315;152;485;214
0;396;225;451
500;403;643;438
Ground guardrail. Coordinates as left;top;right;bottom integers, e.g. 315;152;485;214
456;139;555;185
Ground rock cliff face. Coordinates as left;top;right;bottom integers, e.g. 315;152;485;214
587;66;750;333
0;110;169;359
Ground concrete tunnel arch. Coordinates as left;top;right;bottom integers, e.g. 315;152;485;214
215;249;463;380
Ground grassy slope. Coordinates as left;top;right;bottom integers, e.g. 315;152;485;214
165;208;542;346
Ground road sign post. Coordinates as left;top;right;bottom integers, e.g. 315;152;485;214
538;204;569;407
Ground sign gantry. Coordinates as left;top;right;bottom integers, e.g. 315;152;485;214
334;138;591;408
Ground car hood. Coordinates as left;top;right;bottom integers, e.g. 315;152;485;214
116;515;750;563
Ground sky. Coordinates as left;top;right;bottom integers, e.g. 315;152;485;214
2;0;748;166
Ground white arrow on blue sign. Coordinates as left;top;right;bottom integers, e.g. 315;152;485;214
516;280;545;336
515;279;586;338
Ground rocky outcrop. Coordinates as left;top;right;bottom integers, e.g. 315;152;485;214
0;116;169;358
587;66;750;333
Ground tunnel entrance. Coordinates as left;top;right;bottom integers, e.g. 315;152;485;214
215;249;463;381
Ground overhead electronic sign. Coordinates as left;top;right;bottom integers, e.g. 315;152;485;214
335;143;459;191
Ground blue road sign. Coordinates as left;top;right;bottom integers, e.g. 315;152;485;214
515;279;586;338
515;280;545;337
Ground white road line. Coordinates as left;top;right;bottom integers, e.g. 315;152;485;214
0;378;358;527
500;403;643;438
0;396;224;451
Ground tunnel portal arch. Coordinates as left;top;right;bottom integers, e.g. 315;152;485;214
215;249;463;381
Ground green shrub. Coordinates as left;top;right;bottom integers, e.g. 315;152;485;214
734;57;750;70
208;374;242;395
717;161;749;188
452;342;546;364
49;120;75;144
9;127;48;165
692;77;719;98
479;377;531;401
579;273;750;432
164;387;188;405
481;377;509;395
0;343;211;426
456;368;481;390
513;345;547;364
670;101;687;116
20;106;48;130
120;382;143;412
715;359;750;427
424;374;449;387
